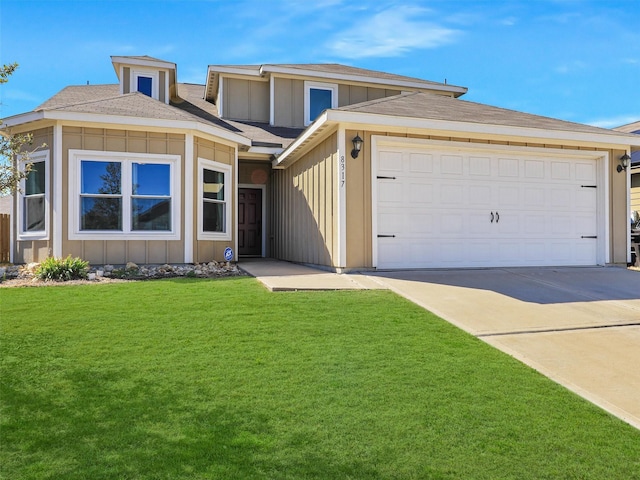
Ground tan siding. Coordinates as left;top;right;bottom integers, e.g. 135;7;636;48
273;77;304;128
337;85;401;107
269;133;338;267
345;129;372;268
631;172;640;214
123;67;130;94
239;160;270;185
251;81;269;122
223;78;269;122
159;71;166;103
58;128;186;265
609;149;628;264
193;138;237;264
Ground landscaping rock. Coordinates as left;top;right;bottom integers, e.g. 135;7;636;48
1;261;244;287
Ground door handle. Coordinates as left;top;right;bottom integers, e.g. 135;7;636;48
490;212;494;223
496;211;499;223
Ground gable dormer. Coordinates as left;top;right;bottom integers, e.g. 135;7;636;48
204;63;468;129
111;55;177;104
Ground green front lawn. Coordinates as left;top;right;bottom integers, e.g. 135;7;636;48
1;278;639;479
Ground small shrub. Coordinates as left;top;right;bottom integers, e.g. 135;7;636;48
35;256;89;281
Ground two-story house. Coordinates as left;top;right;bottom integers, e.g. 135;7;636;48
4;55;640;270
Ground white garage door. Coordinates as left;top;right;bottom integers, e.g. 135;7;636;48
374;143;600;269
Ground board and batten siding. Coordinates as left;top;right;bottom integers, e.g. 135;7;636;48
273;77;305;128
193;137;237;263
60;127;186;265
14;127;54;264
271;78;402;129
223;77;269;123
269;133;339;266
337;85;401;107
631;171;640;214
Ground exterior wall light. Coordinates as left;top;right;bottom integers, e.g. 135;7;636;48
351;134;363;159
617;153;631;173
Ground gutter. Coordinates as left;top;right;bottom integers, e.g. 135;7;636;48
273;109;640;168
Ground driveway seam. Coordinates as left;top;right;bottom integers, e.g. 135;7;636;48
477;322;640;338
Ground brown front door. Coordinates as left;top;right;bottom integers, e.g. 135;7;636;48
238;188;262;256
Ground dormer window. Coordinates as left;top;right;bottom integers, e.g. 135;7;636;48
132;70;159;99
112;56;175;104
304;81;338;126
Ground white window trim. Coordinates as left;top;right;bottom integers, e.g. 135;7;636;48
131;68;160;100
17;150;50;241
304;80;338;126
68;149;181;241
197;158;232;241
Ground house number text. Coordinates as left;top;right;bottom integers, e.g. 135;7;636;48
340;155;345;188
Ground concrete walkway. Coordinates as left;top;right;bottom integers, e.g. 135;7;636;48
239;258;384;291
239;259;640;430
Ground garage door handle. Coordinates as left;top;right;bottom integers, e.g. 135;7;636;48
490;212;494;223
378;234;396;238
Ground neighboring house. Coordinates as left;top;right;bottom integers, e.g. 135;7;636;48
614;121;640;217
3;55;640;270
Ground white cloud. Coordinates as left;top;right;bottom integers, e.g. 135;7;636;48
587;115;640;129
326;5;461;59
500;16;518;26
554;60;588;74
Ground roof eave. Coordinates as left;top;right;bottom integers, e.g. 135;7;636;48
274;110;640;168
260;64;467;96
3;110;251;147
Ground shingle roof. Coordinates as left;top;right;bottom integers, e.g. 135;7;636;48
176;83;302;148
264;63;455;88
614;121;640;134
339;92;630;137
36;85;120;110
35;83;300;149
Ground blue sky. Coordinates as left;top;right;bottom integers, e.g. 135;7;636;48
1;0;639;128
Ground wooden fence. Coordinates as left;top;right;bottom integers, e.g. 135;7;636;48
0;214;10;263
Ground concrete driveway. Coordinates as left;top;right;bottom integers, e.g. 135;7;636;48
368;267;640;430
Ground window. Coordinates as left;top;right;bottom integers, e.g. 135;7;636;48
18;150;49;240
198;158;232;240
69;150;180;240
132;70;159;99
137;76;153;97
304;81;338;126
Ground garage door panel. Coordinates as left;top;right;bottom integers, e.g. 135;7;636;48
409;182;433;204
379;151;403;172
469;185;492;204
441;155;463;175
576;162;597;182
441;184;464;204
375;145;600;269
441;215;465;234
409;153;433;173
496;214;519;234
469;156;492;176
498;158;519;177
525;159;545;179
551;161;571;180
378;181;403;204
576;189;597;210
